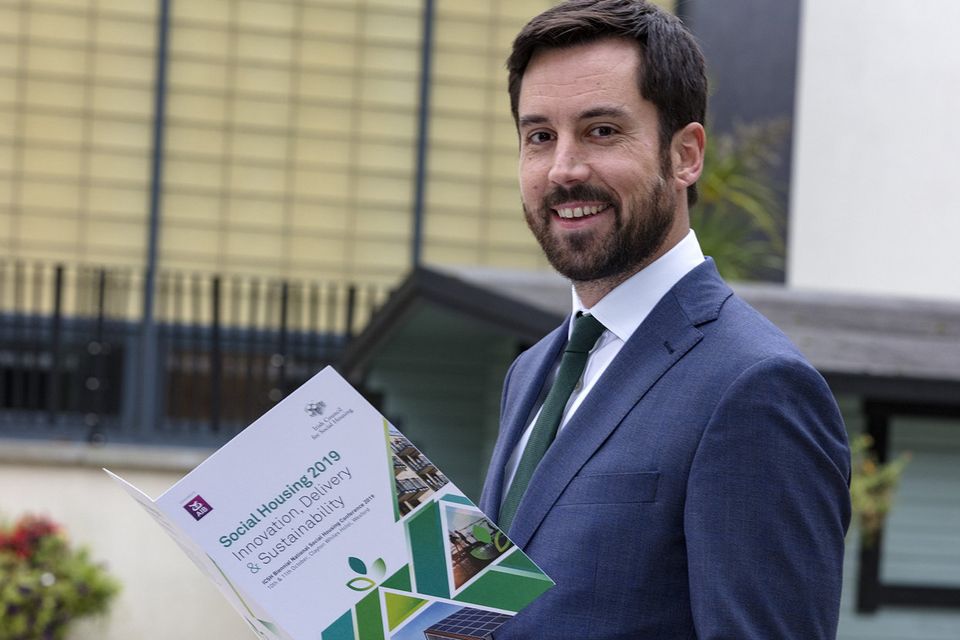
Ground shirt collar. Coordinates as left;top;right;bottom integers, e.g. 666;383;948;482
570;229;705;342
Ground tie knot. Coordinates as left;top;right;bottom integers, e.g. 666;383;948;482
567;314;606;354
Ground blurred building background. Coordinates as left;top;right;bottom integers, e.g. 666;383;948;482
0;0;557;280
1;0;959;638
0;0;569;448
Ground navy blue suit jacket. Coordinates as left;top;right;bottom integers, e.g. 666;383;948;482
480;260;851;639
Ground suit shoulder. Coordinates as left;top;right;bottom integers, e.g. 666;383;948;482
683;291;833;399
713;292;807;361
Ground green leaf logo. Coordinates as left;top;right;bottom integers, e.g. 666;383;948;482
370;557;387;580
346;576;376;591
348;556;367;575
345;556;386;591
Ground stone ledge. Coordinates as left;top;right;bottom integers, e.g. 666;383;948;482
0;438;213;473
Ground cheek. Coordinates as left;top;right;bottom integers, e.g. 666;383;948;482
600;155;655;193
520;180;541;200
518;163;545;201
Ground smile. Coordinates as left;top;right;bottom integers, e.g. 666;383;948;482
554;204;609;219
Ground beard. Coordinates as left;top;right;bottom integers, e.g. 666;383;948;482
523;175;676;283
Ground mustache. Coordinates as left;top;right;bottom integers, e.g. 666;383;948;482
542;184;618;211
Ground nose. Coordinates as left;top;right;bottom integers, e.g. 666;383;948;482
547;139;590;186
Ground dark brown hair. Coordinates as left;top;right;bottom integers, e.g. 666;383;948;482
508;0;707;205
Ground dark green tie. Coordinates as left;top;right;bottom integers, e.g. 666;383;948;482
499;313;606;531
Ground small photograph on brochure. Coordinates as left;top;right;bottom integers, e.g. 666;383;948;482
388;423;449;517
390;600;511;640
442;504;513;590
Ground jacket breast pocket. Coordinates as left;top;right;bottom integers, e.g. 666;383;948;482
556;471;660;505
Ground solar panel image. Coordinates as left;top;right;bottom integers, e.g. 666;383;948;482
422;607;511;640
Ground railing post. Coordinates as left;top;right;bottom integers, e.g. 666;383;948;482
85;269;107;442
210;275;222;431
11;262;24;411
243;278;260;420
345;284;357;340
26;263;43;413
308;282;320;371
47;265;64;423
188;273;202;422
0;262;6;413
276;280;289;400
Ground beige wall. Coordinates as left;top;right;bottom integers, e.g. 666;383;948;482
0;0;561;289
2;0;677;295
0;442;251;639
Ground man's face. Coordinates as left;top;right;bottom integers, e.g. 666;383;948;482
517;38;679;283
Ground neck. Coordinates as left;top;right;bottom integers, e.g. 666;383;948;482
572;270;638;308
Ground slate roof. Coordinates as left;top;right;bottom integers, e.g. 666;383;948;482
341;265;960;404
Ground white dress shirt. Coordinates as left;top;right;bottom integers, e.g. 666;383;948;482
501;230;706;496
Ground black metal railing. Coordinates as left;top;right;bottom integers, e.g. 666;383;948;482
0;261;390;445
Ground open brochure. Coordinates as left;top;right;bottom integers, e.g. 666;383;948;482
107;366;553;640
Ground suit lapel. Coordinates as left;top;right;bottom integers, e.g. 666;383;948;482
507;260;733;547
480;323;568;521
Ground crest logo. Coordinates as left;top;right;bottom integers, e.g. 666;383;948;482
304;401;326;418
183;495;213;521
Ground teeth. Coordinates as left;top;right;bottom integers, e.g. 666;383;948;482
556;204;605;218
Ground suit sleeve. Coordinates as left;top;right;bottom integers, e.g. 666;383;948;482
684;354;851;640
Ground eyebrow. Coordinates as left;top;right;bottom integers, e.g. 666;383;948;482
518;106;630;129
518;114;549;128
580;106;629;120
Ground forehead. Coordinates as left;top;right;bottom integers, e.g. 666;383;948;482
518;38;645;115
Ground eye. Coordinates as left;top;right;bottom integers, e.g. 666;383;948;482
590;125;616;138
526;130;554;145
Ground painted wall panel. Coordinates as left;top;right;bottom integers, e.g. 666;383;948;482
791;0;960;300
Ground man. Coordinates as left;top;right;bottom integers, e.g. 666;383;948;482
478;1;851;638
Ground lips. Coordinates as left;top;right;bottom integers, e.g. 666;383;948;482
553;203;610;219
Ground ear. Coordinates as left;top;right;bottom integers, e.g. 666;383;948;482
670;122;705;190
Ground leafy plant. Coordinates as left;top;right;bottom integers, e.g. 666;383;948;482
0;514;119;640
695;119;790;281
849;435;911;547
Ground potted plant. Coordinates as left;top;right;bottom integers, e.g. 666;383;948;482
695;119;790;282
849;435;911;547
0;514;120;639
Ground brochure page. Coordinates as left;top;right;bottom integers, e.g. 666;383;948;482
108;366;553;640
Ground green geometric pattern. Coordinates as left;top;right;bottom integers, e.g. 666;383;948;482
439;494;473;506
320;427;554;639
321;610;354;640
497;548;544;573
406;502;449;598
355;589;384;640
381;564;412;591
384;592;429;630
453;563;554;613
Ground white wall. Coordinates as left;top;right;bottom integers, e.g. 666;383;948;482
790;0;960;300
0;442;252;640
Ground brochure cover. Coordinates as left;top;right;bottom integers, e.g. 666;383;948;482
107;366;553;640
